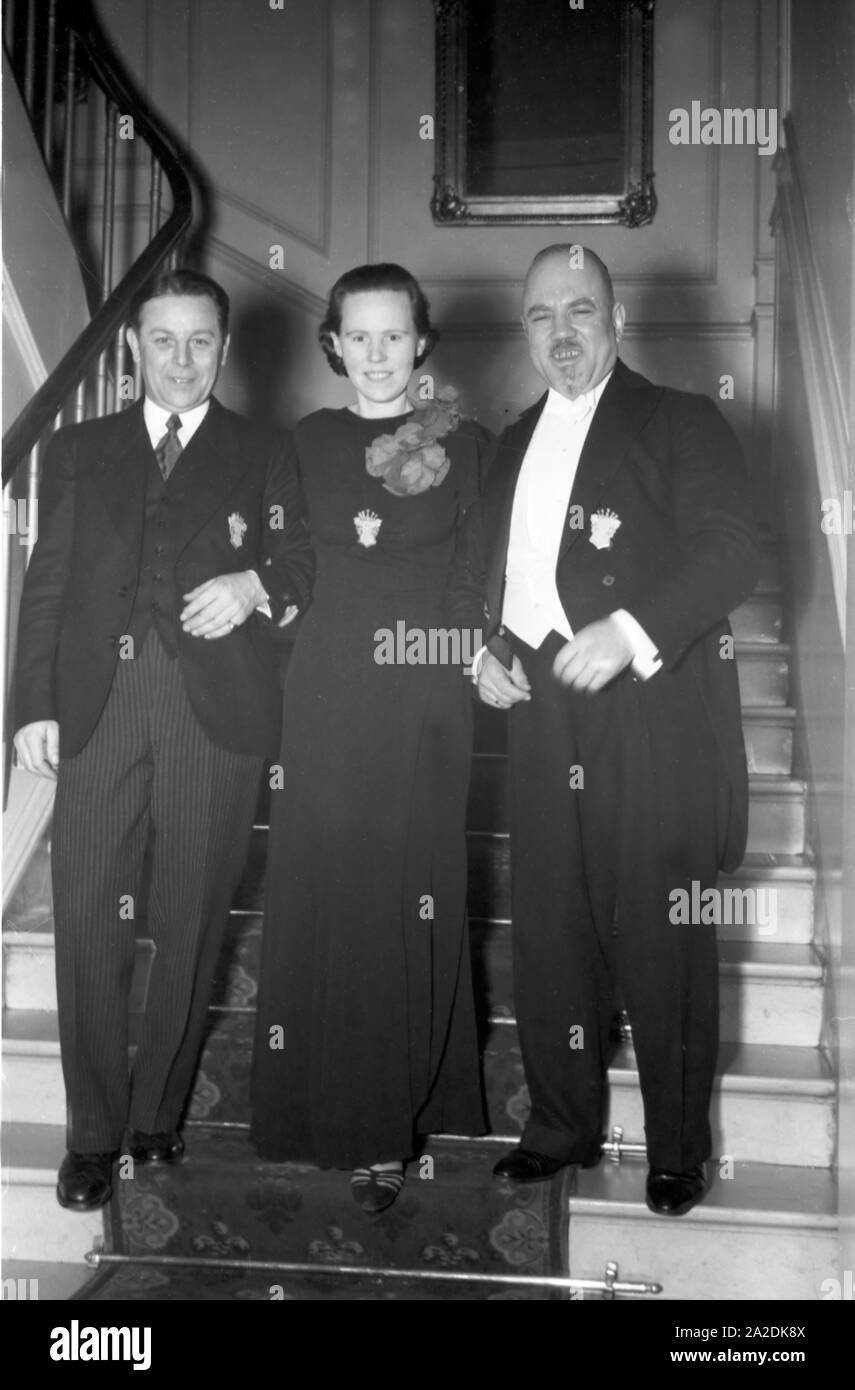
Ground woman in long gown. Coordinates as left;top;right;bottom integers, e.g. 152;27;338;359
251;263;490;1212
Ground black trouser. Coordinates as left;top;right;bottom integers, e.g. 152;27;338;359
52;632;262;1152
506;631;721;1172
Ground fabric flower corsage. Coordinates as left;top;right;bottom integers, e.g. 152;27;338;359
365;385;461;497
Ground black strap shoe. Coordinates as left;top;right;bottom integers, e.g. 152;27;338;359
646;1164;709;1217
351;1165;405;1214
56;1151;115;1210
125;1129;185;1164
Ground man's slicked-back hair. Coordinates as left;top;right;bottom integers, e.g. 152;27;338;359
128;269;230;338
318;262;438;375
525;244;616;312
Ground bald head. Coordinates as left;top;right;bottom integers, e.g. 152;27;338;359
521;244;624;400
524;245;615;310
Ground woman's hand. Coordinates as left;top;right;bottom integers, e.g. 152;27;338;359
475;652;531;709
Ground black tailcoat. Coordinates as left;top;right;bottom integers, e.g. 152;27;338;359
461;358;760;872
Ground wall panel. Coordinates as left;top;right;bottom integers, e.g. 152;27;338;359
93;0;777;450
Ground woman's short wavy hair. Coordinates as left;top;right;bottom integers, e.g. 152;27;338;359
318;263;438;376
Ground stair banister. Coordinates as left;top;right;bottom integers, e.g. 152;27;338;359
2;0;194;485
771;115;851;641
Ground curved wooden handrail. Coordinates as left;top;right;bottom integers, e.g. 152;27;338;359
2;0;193;483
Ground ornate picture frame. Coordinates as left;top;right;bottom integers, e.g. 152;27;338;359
431;0;656;227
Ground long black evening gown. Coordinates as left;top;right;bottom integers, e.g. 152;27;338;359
251;406;491;1168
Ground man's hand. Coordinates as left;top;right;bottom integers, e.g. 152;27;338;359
278;604;299;628
14;720;60;779
181;572;267;639
476;651;531;709
552;616;633;692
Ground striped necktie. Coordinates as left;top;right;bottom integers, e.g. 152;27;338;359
154;413;183;480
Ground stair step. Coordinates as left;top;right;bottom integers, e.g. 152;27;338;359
3;929;153;1013
2;1011;68;1123
735;642;790;705
467;758;806;852
607;1039;834;1167
730;594;784;644
6;995;834;1145
471;927;823;1045
0;1260;93;1300
466;842;815;943
474;704;795;769
74;1130;570;1301
1;1122;105;1264
718;941;824;1045
746;776;807;854
478;1026;834;1167
3;923;825;1127
567;1159;837;1300
3;843;815;1020
742;706;794;775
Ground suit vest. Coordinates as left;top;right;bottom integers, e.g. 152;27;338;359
126;447;188;659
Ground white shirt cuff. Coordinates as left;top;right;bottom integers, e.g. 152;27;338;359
611;609;662;680
249;570;273;620
469;644;489;683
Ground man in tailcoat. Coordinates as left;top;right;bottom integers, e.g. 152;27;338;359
465;245;758;1214
14;268;313;1210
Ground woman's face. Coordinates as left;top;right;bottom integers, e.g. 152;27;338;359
331;289;426;417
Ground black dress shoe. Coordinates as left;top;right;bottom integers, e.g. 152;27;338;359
493;1143;601;1184
125;1129;185;1164
646;1164;709;1216
56;1151;115;1210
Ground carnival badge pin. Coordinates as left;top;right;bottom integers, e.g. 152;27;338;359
589;508;621;551
228;512;247;549
354;509;383;547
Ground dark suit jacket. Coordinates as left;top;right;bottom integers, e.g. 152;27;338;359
452;359;760;872
14;397;314;758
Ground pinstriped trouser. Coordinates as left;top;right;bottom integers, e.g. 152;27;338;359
51;631;263;1152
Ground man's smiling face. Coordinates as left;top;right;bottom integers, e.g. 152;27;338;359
522;249;624;400
126;294;229;412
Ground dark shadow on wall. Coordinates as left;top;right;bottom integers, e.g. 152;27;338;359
227;295;300;432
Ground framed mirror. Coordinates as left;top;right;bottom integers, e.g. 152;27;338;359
431;0;656;227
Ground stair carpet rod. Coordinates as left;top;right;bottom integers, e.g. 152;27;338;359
82;1248;662;1299
419;1126;648;1161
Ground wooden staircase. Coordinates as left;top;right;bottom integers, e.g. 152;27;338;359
0;542;839;1298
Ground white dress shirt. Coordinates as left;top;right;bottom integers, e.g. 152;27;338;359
499;374;661;680
143;397;209;450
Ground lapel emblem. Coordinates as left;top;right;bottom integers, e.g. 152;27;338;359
228;512;247;549
589;508;621;551
354;509;382;547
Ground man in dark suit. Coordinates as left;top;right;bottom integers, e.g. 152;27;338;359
464;245;758;1215
13;269;313;1210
